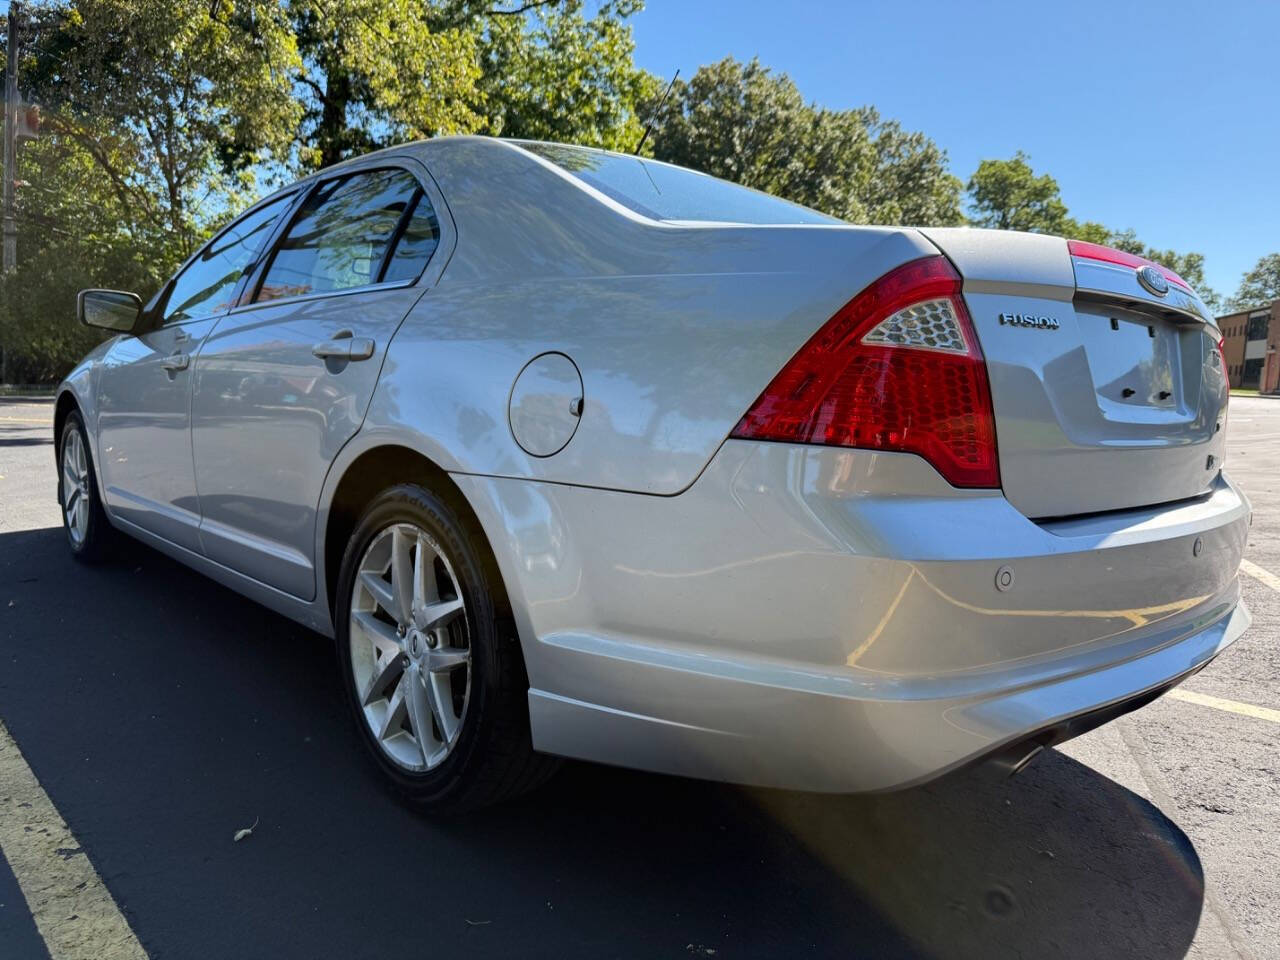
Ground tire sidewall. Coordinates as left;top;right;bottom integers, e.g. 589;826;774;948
334;484;501;805
58;412;103;558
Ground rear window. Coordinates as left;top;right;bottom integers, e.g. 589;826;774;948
517;142;840;226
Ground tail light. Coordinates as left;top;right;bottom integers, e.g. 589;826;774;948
731;256;1000;488
1216;336;1229;400
1067;240;1192;292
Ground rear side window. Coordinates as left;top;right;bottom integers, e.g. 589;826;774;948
256;169;434;303
162;193;292;323
381;194;440;283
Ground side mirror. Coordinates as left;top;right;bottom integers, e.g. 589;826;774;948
77;289;143;333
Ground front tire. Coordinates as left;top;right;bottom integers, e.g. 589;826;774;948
334;483;556;812
58;411;113;563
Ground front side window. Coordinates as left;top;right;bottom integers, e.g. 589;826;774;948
256;169;429;303
162;193;292;323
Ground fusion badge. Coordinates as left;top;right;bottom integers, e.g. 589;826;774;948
998;312;1060;330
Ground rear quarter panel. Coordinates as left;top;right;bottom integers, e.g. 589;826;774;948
367;138;938;494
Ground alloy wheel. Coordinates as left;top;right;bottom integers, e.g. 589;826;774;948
348;523;472;772
61;427;91;547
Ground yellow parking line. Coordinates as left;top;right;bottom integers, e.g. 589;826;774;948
1167;688;1280;725
0;417;51;424
0;719;148;959
1240;558;1280;594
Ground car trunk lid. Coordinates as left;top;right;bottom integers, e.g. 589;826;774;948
921;227;1228;519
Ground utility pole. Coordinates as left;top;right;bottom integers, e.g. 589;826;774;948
3;0;19;275
0;2;16;386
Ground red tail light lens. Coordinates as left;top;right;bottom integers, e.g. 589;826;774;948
1067;240;1192;292
731;256;1000;488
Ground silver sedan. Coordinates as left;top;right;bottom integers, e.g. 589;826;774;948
57;137;1249;811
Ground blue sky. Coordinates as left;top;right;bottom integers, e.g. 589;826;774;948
631;0;1277;301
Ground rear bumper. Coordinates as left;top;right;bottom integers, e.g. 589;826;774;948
456;440;1253;792
525;592;1248;792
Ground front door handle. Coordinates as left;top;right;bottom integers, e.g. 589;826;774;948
313;331;375;362
160;353;190;372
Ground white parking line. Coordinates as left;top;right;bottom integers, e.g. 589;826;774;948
1168;688;1280;725
1240;558;1280;594
0;719;148;960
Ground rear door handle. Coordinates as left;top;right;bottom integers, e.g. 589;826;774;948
312;332;375;362
161;353;190;372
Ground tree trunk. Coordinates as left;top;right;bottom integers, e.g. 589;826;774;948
319;67;350;169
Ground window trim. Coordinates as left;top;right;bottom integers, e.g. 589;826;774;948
152;189;300;329
375;186;426;285
237;160;446;314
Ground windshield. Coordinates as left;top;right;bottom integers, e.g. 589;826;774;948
516;141;842;226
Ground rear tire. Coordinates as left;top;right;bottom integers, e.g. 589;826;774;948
334;482;557;813
58;411;113;563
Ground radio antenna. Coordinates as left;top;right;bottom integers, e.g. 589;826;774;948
635;69;679;156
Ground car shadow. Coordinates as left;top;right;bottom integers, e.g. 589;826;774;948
0;526;1206;960
0;437;51;447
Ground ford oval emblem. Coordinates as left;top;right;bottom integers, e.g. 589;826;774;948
1136;264;1169;297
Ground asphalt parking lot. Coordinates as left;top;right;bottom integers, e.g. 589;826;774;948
1;394;1278;960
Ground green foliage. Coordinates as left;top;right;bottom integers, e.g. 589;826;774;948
0;136;184;381
27;0;302;245
967;152;1070;234
646;57;964;226
289;0;658;167
1231;253;1280;311
3;0;304;378
288;0;485;168
3;0;656;379
1;4;1247;379
474;1;660;151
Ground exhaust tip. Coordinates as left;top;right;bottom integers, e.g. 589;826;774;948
984;741;1046;781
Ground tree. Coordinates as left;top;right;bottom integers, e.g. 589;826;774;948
289;0;657;168
646;57;964;226
27;0;302;254
288;0;483;168
854;109;965;226
1231;253;1280;310
966;151;1070;234
0;134;178;381
3;0;301;380
473;0;659;151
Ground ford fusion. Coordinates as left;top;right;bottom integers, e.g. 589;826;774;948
57;138;1249;811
